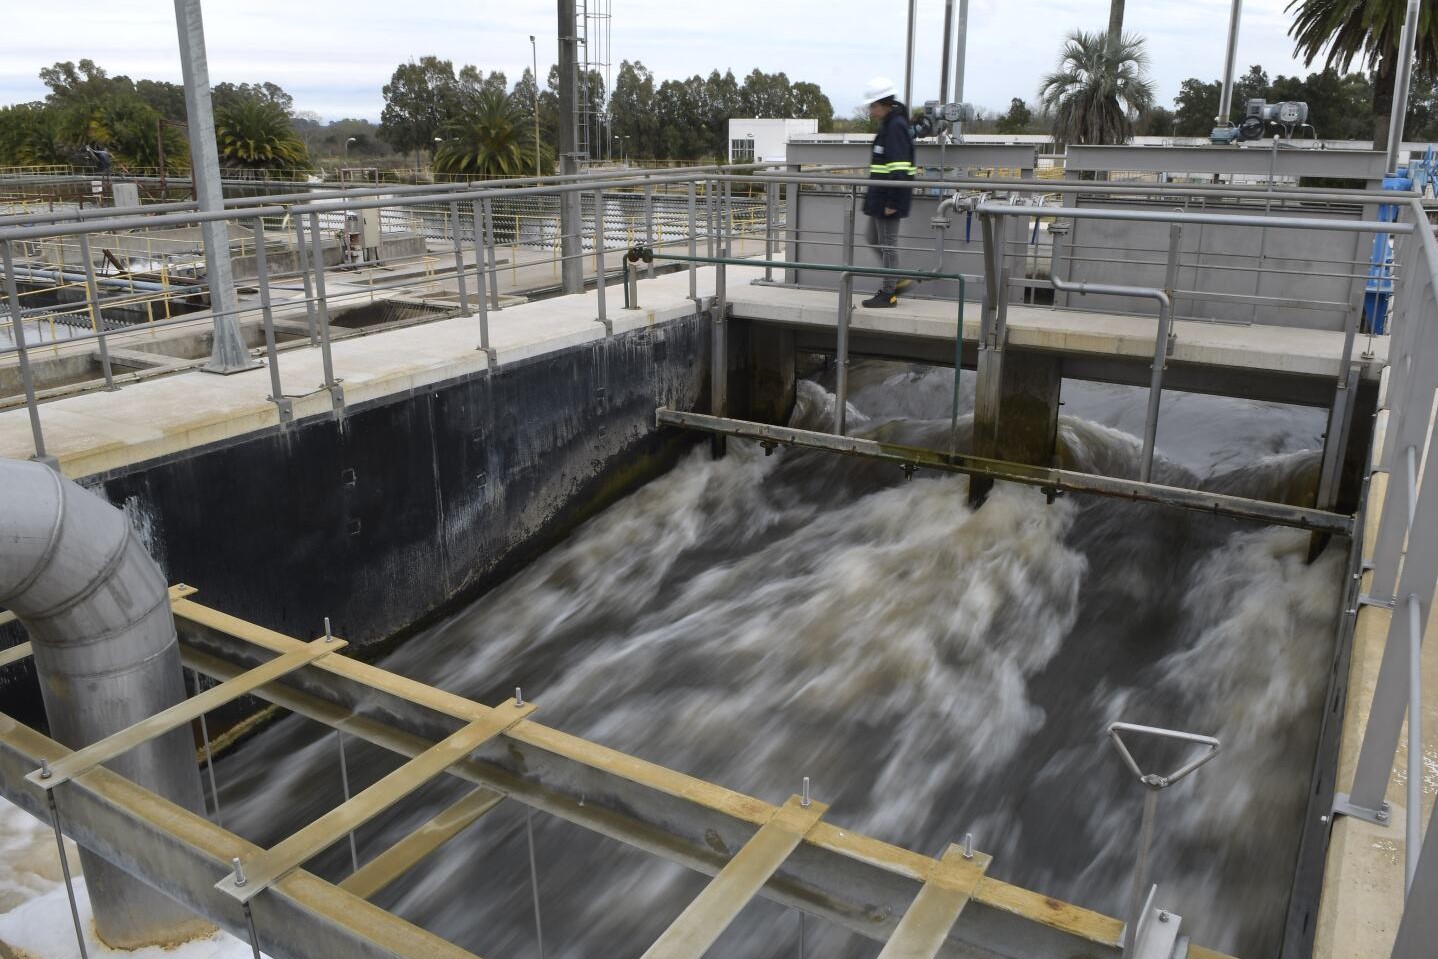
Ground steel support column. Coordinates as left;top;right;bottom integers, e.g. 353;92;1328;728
557;0;584;294
1387;0;1422;172
174;0;256;374
1216;1;1243;125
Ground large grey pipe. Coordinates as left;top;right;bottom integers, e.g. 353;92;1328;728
0;459;208;948
1387;0;1422;173
1217;0;1243;125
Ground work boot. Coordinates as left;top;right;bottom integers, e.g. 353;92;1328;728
862;290;898;308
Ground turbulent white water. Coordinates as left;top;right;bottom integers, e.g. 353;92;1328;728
210;362;1342;959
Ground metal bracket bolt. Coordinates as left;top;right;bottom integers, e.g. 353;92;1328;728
39;758;50;780
515;687;524;707
232;856;247;887
800;777;811;807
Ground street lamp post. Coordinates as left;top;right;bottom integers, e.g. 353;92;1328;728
343;136;356;159
530;35;541;176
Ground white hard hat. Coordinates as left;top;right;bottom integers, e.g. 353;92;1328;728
862;77;898;105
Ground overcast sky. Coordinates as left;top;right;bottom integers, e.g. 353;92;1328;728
1;1;1322;121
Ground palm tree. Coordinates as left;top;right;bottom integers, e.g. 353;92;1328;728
1288;0;1438;148
1108;0;1125;43
434;88;551;178
0;104;67;167
1039;31;1156;146
214;98;310;172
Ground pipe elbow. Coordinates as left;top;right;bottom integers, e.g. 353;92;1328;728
0;459;171;674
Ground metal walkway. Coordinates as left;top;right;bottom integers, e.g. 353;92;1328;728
0;589;1230;959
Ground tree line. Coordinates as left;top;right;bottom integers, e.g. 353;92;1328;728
373;56;836;173
10;0;1438;179
0;59;311;174
982;63;1438;145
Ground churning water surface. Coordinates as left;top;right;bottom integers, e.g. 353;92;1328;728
214;361;1342;959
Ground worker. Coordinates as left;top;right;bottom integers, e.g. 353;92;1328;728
87;145;112;175
860;77;916;308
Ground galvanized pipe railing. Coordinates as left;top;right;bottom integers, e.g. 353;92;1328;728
650;246;968;443
0;160;794;229
1050;274;1174;483
0;166;1418;472
1307;197;1438;959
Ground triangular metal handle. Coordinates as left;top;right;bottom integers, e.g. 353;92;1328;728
1107;722;1221;788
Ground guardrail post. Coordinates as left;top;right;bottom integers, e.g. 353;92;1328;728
765;180;777;283
483;198;500;311
835;195;857;436
306;212;343;411
706;180;716;260
594;191;609;333
711;253;729;459
471;204;500;370
448;201;469;315
76;232;115;390
0;239;56;468
1140;223;1182;483
687;180;698;302
250;217;291;423
643;181;655;279
291;211;319;345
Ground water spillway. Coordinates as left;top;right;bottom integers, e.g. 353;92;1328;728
207;361;1339;959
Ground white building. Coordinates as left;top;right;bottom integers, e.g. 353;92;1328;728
726;119;821;164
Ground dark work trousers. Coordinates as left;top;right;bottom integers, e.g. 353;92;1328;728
866;216;900;293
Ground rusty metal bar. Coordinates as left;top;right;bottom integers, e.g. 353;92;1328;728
656;409;1354;535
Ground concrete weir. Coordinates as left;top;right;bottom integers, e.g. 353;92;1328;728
0;270;721;722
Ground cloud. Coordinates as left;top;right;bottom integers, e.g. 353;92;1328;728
0;0;1321;121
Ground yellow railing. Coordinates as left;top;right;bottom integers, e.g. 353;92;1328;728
0;164;75;178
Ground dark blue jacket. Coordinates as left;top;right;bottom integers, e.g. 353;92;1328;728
863;104;916;218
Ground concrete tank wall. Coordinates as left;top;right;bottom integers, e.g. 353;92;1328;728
0;312;711;726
